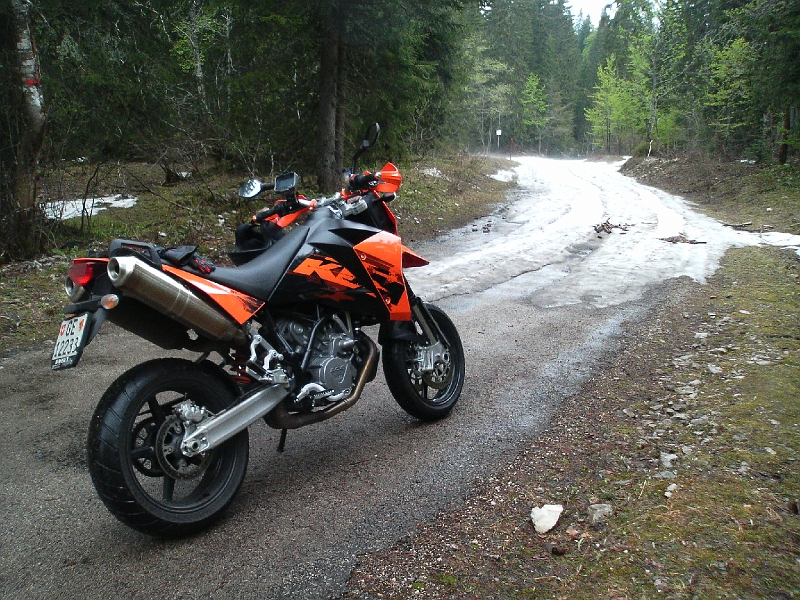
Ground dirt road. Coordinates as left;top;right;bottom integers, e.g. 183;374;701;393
1;157;793;599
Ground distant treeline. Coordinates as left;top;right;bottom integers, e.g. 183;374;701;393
2;0;798;259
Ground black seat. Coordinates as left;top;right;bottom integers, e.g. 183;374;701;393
206;225;309;301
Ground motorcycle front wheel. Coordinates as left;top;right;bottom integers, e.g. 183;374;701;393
87;358;249;537
382;303;465;421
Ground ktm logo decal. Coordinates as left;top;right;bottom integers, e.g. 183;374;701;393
292;257;360;290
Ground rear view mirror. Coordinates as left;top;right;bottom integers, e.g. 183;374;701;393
362;123;380;149
238;179;263;198
351;123;381;173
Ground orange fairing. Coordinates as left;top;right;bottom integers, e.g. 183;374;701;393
291;257;360;290
401;246;429;268
375;162;402;193
354;231;412;321
163;265;264;324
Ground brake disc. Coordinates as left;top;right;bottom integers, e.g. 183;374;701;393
422;348;453;390
155;415;210;480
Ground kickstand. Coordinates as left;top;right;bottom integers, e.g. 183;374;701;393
277;428;287;453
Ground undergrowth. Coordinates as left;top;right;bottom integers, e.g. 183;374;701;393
0;155;513;354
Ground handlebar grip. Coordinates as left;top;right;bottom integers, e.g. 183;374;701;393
253;206;278;222
349;173;377;190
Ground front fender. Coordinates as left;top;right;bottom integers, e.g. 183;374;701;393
378;320;417;345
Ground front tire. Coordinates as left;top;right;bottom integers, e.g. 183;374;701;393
87;358;249;537
382;303;465;421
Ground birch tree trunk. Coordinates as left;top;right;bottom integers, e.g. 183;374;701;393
188;1;212;124
3;0;46;259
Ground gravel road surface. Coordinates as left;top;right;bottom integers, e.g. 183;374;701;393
1;157;788;599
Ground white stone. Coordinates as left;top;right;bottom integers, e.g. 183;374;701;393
660;452;679;468
587;503;613;524
530;504;563;534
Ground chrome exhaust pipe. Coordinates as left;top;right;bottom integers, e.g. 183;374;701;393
264;335;378;430
107;256;247;347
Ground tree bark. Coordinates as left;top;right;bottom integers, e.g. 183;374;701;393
777;107;790;165
3;0;46;260
188;1;212;125
316;3;341;192
334;41;348;177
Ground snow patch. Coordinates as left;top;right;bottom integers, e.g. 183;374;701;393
44;194;138;221
419;167;450;180
489;169;515;183
408;156;800;307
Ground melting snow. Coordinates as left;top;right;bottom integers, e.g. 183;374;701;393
419;167;450;180
407;156;800;306
44;194;138;221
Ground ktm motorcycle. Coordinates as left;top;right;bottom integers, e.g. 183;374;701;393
52;124;464;536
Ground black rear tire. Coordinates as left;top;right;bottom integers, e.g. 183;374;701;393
87;358;249;537
382;303;465;421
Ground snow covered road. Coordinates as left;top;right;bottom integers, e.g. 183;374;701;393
408;156;799;307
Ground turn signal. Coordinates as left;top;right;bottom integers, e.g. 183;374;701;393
100;294;119;310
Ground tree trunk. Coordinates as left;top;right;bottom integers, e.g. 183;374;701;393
777;107;790;165
316;3;340;192
3;0;47;260
188;1;212;125
334;41;348;178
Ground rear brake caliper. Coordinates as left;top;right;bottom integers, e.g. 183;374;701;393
155;401;213;479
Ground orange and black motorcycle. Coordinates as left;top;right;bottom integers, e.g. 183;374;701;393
52;124;464;536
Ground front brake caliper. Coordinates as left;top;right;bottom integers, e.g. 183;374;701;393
415;341;452;389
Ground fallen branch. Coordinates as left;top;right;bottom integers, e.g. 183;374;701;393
659;233;706;244
593;219;631;234
723;221;753;229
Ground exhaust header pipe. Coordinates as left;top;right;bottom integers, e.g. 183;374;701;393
264;335;378;430
107;256;247;347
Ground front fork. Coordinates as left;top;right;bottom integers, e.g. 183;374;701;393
409;300;448;375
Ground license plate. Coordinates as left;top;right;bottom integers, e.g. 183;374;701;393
51;313;91;370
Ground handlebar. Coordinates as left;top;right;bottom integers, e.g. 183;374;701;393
253;193;342;223
349;173;378;190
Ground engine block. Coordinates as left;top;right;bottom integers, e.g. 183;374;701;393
276;314;358;402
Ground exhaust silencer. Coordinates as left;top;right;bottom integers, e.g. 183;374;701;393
107;256;247;347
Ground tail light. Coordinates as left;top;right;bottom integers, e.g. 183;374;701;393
68;259;107;287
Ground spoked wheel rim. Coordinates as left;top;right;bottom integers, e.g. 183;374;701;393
123;388;239;513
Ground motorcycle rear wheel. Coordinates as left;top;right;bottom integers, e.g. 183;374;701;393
87;358;249;537
383;303;465;421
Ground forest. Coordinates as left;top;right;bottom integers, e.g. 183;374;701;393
2;0;798;261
